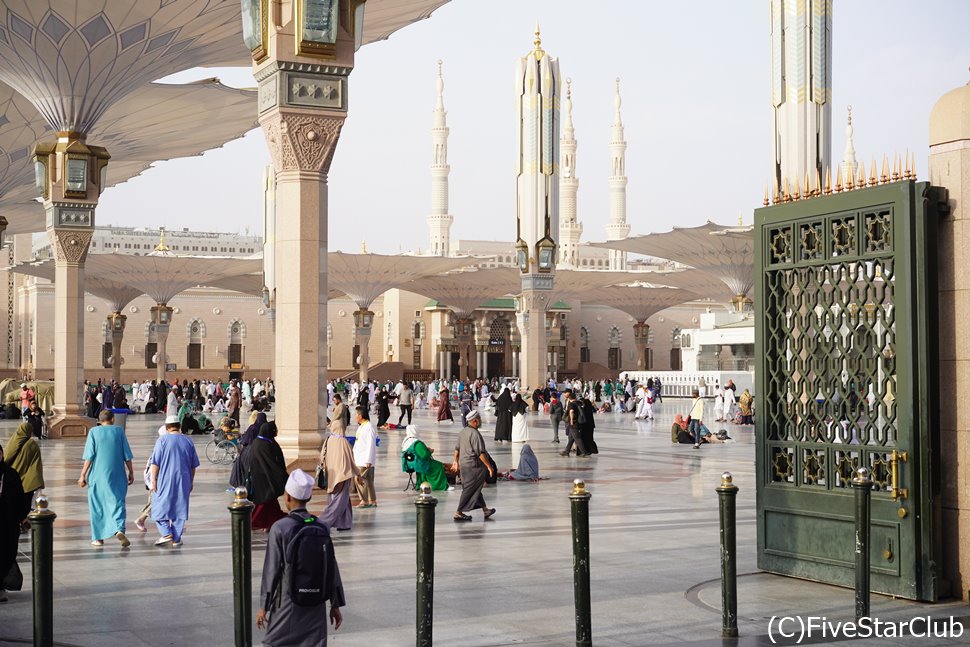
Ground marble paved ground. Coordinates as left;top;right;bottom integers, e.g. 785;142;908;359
1;400;966;646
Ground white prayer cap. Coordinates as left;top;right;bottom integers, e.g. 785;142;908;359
465;409;481;423
165;414;180;425
286;469;315;501
405;425;419;438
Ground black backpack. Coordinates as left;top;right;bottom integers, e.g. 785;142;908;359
574;401;588;426
284;513;332;607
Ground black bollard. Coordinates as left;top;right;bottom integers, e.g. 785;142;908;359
851;467;872;620
228;486;255;647
414;482;437;647
570;479;592;647
28;492;56;647
716;472;739;638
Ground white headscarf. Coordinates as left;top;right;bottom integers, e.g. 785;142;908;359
402;425;420;452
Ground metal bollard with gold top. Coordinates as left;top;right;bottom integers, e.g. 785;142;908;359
851;467;873;620
28;492;56;647
570;479;592;647
228;486;255;647
716;472;739;637
414;482;437;647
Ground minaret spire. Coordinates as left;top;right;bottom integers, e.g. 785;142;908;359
839;105;858;187
605;77;630;270
427;59;453;257
559;78;582;268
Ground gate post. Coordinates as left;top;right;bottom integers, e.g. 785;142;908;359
415;482;437;647
851;467;872;620
570;479;592;647
28;493;56;647
228;486;254;647
716;472;739;637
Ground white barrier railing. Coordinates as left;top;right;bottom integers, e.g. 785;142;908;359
618;370;755;398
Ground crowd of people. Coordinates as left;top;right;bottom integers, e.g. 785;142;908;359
0;370;755;640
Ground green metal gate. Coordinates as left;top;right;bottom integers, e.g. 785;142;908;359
754;180;945;601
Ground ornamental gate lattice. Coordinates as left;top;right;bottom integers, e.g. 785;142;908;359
754;180;946;601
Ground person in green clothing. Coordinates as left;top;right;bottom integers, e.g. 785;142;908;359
604;380;614;403
2;422;44;518
401;425;450;491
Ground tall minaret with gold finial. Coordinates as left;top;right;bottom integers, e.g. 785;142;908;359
558;78;582;267
515;25;561;389
770;0;833;189
605;78;630;271
427;60;453;257
839;105;858;187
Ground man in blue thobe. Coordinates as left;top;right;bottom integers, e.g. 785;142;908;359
78;410;134;548
149;417;200;547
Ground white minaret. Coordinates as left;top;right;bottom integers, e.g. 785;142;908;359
605;78;630;271
427;60;453;257
515;26;561;390
558;78;582;268
770;0;833;189
839;105;858;186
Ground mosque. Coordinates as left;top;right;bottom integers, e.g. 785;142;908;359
2;33;726;386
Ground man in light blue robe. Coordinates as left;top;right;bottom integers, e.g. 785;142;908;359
149;417;200;547
78;410;134;547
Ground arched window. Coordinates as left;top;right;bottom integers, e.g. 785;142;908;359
228;319;246;367
607;326;622;370
186;319;205;369
579;326;590;363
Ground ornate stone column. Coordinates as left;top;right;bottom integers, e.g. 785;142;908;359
353;308;374;383
107;312;127;385
517;289;551;390
633;321;650;370
150;305;173;387
250;1;355;467
34;132;109;437
452;316;474;381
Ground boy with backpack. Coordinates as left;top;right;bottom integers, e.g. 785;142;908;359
257;469;346;645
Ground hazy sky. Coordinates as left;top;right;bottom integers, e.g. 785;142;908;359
93;0;970;254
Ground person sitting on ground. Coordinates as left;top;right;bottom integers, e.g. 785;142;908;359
672;414;693;444
504;443;540;482
178;400;201;435
597;401;612;414
401;425;451;491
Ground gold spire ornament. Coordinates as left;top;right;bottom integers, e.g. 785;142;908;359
903;148;911;180
856;161;866;190
361;240;368;254
783;178;791;203
881;155;889;184
869;158;878;187
154;228;170;253
532;23;544;59
910;151;917;181
814;169;822;197
824;167;832;195
763;183;770;207
892;153;900;182
773;177;781;204
793;175;801;200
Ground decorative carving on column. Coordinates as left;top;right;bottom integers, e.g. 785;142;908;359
260;112;344;173
47;229;94;265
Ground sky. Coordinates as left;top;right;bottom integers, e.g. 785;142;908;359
93;0;970;254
